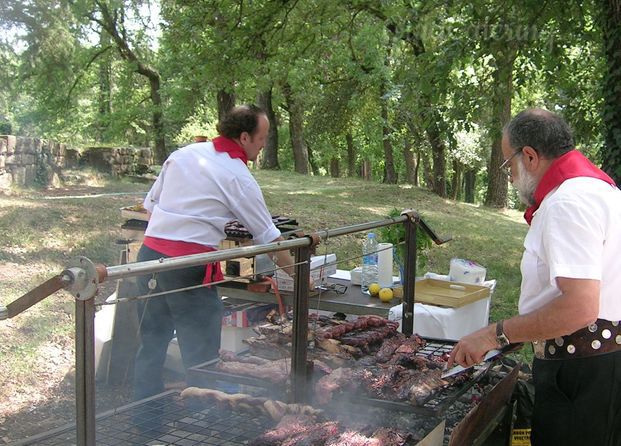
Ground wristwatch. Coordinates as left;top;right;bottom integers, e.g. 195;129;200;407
496;320;511;348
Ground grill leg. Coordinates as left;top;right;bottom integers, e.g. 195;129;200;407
291;244;311;403
76;297;96;445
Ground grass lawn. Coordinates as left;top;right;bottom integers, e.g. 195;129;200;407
0;168;530;442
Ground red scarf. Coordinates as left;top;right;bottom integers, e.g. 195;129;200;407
143;236;224;285
524;150;616;225
212;135;248;165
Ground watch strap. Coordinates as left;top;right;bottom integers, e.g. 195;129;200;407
496;320;510;347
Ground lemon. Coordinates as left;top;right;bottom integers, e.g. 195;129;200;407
368;283;381;297
392;286;404;300
379;288;394;302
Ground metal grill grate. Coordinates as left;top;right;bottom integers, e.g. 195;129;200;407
13;391;275;446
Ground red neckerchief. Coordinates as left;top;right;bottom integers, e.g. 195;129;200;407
143;236;224;285
212;135;248;165
524;150;616;225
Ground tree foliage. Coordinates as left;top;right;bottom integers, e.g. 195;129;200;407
1;0;616;207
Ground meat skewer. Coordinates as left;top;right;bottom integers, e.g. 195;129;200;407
180;387;323;421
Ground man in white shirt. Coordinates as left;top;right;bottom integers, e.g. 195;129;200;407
448;108;621;445
133;105;295;401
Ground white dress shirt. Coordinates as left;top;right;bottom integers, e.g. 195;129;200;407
143;142;280;247
519;177;621;320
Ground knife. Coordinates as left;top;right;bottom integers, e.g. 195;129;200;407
441;347;508;379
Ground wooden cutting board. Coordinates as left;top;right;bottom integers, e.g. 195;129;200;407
414;278;490;308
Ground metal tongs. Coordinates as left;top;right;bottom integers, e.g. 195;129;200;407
441;343;521;379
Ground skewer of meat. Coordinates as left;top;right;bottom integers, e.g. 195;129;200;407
180;388;323;421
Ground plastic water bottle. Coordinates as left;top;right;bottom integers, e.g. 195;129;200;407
361;232;379;294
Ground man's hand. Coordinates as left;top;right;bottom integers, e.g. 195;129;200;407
447;324;498;369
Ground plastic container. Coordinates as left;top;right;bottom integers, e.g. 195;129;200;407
361;233;379;293
449;258;487;284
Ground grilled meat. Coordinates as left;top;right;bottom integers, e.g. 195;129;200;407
180;388;323;422
315;367;355;404
318;353;451;406
407;370;448;405
374;333;406;363
215;357;291;383
251;415;341;446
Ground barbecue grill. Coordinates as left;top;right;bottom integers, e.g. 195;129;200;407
8;211;509;445
224;216;299;240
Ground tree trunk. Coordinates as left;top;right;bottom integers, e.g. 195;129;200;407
346;132;356;177
95;1;166;163
422;153;434;190
97;31;111;142
464;168;476;203
379;40;397;184
414;151;420;187
380;89;397;184
360;159;372;180
282;83;309;174
424;114;447;196
601;0;621;183
451;158;463;200
149;77;166;163
403;137;417;184
330;157;340;177
307;142;320;176
485;45;517;207
257;87;280;169
217;89;236;123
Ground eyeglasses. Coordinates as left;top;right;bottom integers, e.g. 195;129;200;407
316;283;348;295
499;147;523;176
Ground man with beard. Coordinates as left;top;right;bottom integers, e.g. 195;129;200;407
448;108;621;445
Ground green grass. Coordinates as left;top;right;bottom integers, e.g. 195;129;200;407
0;168;532;405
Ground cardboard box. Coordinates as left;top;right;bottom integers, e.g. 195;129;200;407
219;239;256;280
221;326;256;353
274;254;337;292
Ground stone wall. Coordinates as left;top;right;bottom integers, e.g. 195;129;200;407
80;146;153;177
0;135;153;189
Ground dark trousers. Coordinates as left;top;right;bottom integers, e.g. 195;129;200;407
532;350;621;445
133;244;223;401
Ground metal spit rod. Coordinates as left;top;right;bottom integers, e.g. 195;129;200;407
102;216;409;282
